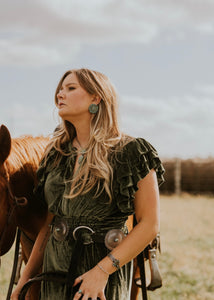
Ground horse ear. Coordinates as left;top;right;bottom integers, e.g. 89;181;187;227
0;125;11;164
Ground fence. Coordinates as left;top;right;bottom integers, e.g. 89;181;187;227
160;157;214;195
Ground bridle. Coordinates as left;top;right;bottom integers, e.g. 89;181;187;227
0;166;28;261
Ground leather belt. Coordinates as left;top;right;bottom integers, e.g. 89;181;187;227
51;218;127;250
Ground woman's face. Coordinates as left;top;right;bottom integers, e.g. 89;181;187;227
56;73;95;122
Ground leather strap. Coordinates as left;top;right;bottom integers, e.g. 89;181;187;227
18;233;85;300
134;215;148;300
18;272;72;300
6;229;21;300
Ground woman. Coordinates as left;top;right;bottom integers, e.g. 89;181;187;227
12;68;164;300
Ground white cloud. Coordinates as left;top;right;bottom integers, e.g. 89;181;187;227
0;38;80;67
195;84;214;96
119;91;214;158
196;23;214;34
0;0;213;66
0;102;58;138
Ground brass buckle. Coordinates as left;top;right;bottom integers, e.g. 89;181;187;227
72;226;95;245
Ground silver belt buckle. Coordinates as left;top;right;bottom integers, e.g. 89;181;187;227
104;229;125;250
72;225;95;245
52;219;69;242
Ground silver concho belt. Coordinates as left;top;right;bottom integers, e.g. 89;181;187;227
52;219;69;242
51;219;126;250
104;229;125;250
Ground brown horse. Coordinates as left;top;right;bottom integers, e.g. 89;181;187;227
0;124;49;299
0;124;142;300
0;124;49;255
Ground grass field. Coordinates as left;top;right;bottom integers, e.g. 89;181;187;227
148;194;214;300
1;194;214;300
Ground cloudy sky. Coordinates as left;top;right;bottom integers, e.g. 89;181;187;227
0;0;213;158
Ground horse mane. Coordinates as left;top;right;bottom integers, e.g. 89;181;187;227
5;135;49;175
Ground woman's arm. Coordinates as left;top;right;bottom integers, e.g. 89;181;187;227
73;169;160;300
11;212;54;300
108;168;160;266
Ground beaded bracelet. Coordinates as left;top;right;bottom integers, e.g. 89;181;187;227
97;263;110;276
107;253;120;270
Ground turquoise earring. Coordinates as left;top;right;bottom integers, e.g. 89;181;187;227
88;103;99;114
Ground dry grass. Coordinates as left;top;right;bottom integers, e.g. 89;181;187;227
147;194;214;300
1;195;214;300
0;242;16;299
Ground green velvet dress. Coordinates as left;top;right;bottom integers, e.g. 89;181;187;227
35;138;164;300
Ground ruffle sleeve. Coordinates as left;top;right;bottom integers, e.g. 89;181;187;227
113;138;165;215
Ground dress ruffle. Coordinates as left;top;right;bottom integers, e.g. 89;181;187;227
34;138;165;216
113;138;165;214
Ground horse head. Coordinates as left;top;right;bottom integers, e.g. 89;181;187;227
0;125;17;256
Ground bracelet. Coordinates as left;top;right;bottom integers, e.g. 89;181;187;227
107;253;120;270
97;263;110;276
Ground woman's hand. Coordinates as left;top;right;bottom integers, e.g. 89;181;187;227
11;213;54;300
10;288;20;300
73;265;109;300
11;279;28;300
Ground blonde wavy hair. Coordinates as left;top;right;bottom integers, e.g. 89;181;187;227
44;68;132;201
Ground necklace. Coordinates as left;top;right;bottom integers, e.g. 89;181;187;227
75;137;86;164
